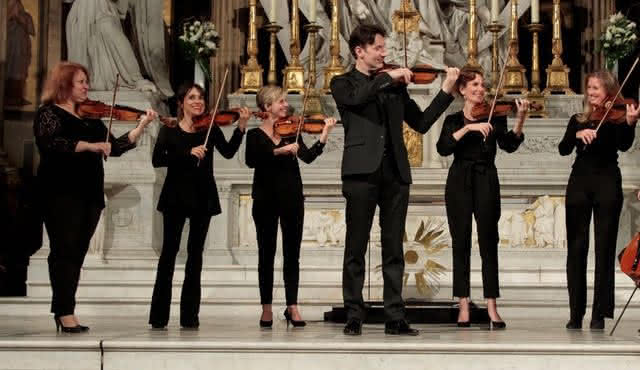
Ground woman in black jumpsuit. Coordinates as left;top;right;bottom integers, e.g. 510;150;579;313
246;86;336;328
149;84;249;329
34;62;156;332
437;69;530;329
560;71;638;331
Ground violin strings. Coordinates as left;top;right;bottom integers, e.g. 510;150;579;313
594;55;639;133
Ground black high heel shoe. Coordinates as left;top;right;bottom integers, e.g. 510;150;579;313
457;300;471;327
54;316;85;334
283;308;306;328
259;312;273;328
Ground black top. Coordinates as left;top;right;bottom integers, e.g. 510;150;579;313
330;68;454;183
33;104;136;208
437;111;524;163
558;114;636;170
153;124;244;215
245;128;325;202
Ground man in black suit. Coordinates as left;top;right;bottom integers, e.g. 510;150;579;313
330;24;459;336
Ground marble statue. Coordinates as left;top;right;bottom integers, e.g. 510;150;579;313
533;195;556;248
553;201;566;248
5;0;35;107
66;0;173;97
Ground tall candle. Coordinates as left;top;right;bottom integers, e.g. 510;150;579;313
310;0;317;22
531;0;540;23
491;0;499;23
270;0;276;21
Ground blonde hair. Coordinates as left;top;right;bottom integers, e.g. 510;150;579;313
577;70;620;123
256;86;285;112
41;61;89;105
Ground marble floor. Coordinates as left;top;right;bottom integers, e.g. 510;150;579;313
1;314;640;370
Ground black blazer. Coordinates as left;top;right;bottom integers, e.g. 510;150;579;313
152;124;244;216
330;68;454;183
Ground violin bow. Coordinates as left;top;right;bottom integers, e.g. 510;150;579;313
200;67;229;166
487;44;512;125
594;55;639;133
104;73;120;161
295;76;314;144
403;0;408;68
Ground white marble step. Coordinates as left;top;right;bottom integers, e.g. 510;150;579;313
24;279;640;303
1;296;640;320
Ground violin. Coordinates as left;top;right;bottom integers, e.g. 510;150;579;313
274;114;330;137
78;99;176;127
377;63;445;85
470;100;542;121
588;96;637;124
192;108;267;131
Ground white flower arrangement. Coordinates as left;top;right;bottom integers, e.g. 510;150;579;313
179;19;220;81
599;12;638;69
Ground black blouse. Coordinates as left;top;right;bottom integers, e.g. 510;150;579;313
558;114;636;170
153;124;244;215
33;104;136;208
245;128;325;202
437;111;524;163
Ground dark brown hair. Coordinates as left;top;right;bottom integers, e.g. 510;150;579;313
175;83;206;120
41;61;89;105
455;68;484;96
348;24;387;57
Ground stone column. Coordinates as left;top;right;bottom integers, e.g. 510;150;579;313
0;0;7;142
211;0;249;106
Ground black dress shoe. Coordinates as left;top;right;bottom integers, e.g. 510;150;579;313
590;318;605;331
457;321;471;328
150;323;167;330
343;318;362;336
489;321;506;330
385;319;419;336
259;319;273;328
565;319;582;330
180;319;200;330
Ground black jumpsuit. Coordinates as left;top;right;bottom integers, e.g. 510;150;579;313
559;114;636;320
437;112;524;298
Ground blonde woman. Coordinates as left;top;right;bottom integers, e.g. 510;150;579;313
245;86;336;328
560;71;639;331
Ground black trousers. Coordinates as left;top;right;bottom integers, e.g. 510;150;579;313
149;212;211;326
252;198;304;305
342;154;409;321
445;161;501;299
43;194;101;316
565;166;623;319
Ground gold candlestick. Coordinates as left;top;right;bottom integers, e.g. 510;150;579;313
283;0;305;93
464;0;482;72
323;0;345;93
543;0;574;95
263;21;283;86
303;22;324;114
527;23;548;118
502;0;528;94
487;22;505;96
237;0;263;93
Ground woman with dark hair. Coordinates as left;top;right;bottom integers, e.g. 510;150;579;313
560;71;638;331
34;61;157;333
149;83;249;329
437;68;529;329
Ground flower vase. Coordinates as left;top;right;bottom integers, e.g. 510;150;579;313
194;61;206;88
